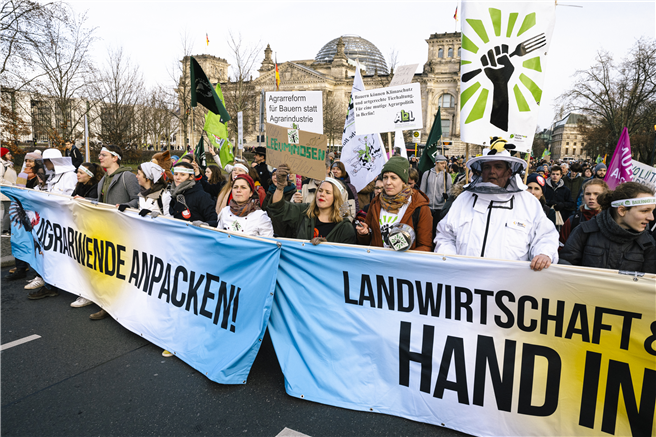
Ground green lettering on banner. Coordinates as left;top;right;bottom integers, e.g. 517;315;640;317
312;147;317;160
318;149;325;161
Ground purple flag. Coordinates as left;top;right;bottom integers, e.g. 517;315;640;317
604;127;633;190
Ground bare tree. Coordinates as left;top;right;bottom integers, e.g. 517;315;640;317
169;33;194;149
93;47;145;149
223;32;262;140
559;38;656;162
323;91;345;149
147;87;176;150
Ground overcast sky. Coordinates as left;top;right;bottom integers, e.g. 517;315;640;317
66;0;655;130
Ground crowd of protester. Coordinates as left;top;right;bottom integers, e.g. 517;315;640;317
2;140;655;341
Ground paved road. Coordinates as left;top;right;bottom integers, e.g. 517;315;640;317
1;251;469;436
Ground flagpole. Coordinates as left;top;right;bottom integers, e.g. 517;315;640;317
84;113;90;162
465;143;470;182
523;152;530;184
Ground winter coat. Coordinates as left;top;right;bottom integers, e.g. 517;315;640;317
559;206;600;248
266;199;356;244
139;188;171;216
65;146;84;169
253;162;271;192
96;167;140;208
563;174;584;204
301;179;321;204
1;158;17;202
435;190;560;262
420;167;453;210
337;174;360;212
169;182;218;226
40;158;77;196
560;209;656;273
357;189;433;251
544;178;574;219
357;179;376;209
440;178;467;220
217;206;274;237
72;182;99;199
262;183;296;211
199;174;227;199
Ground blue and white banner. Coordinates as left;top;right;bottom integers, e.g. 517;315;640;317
2;186;281;384
270;239;656;437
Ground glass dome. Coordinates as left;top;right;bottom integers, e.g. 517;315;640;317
315;35;389;75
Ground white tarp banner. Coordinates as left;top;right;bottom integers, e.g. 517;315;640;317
632;160;656;189
341;66;387;192
459;2;556;152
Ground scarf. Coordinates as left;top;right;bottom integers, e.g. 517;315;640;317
380;185;412;214
229;197;261;217
171;180;195;198
596;208;642;244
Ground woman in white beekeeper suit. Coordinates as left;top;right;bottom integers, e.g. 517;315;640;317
39;148;78;195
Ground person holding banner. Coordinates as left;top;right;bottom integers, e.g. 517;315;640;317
267;164;356;245
133;162;171;217
215;161;250;213
355;156;433;251
216;174;273;237
93;145;140;209
169;162;217;227
434;145;559;271
39;149;77;196
560;182;656;273
71;163;103;199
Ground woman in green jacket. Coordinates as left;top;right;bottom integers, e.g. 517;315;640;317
267;164;357;245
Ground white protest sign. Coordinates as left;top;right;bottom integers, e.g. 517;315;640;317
388;64;419;88
266;91;323;134
632;159;656;189
353;83;423;135
411;130;421;144
237;111;244;150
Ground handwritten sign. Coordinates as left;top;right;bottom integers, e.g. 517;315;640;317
266;123;328;180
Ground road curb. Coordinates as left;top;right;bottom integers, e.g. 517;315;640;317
1;255;16;268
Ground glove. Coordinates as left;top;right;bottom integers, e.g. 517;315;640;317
117;204;129;212
442;193;449;201
192;220;208;227
311;237;327;246
276;164;290;186
138;209;151;217
150;211;160;218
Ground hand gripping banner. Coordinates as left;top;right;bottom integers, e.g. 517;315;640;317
269;240;656;436
3;186;281;384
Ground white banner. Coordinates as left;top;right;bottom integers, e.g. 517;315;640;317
353;83;423;134
341;66;387;192
460;2;556;152
266;91;323;134
389;64;419;88
632;159;656;189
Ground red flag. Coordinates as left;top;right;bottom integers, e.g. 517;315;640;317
454;6;458;20
604;127;633;190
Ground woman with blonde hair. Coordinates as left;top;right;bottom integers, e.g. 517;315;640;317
267;164;356;244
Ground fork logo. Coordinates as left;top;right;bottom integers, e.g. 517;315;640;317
461;7;549;132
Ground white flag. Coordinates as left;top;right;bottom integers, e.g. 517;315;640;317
460;2;556;152
341;66;387;192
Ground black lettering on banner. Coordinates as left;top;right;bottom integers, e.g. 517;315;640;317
229;287;240;332
399;321;433;393
200;273;220;319
43;220;53;251
434;336;469;405
171;266;188;308
359;274;374;307
455;287;473;322
517;343;561;417
473;335;516;412
397;278;413;313
494;290;515;329
540;298;565;337
138;253;154;291
645;321;656;356
61;226;68;254
158;263;172;303
517;295;538;332
416;282;441;317
185;271;205;315
67;227;75;258
601;360;655;436
93;238;104;273
578;351;601;429
444;285;452;319
343;272;358;305
474;289;493;324
147;256;164;295
85;236;92;269
213;281;239;330
128;250;140;286
52;223;62;253
35;218;46;243
76;232;84;265
377;275;394;310
104;241;116;276
565;303;590;342
592;307;641;351
116;245;126;280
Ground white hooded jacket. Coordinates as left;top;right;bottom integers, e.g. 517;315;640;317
434;189;559;263
40;150;77;195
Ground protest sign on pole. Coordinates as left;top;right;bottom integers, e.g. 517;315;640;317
341;66;387;192
237;111;244;151
388;64;419;88
270;239;656;437
459;2;556;151
3;187;281;385
604;127;633;190
352;83;423;135
632;160;656;189
266;122;327;180
265;91;323;134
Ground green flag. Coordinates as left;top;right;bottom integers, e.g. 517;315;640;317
190;56;231;122
541;148;550;159
203;83;234;167
194;136;206;170
418;107;442;174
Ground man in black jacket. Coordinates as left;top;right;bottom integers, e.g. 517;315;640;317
252;146;271;192
64;140;84;169
544;165;574;229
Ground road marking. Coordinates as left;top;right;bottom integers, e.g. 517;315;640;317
276;428;310;437
1;334;41;351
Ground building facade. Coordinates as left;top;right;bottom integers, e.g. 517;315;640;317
550;113;589;160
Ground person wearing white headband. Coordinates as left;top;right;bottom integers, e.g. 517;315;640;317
267;163;356;245
71;162;102;199
131;162;171;218
561;181;655;273
168;161;217;227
